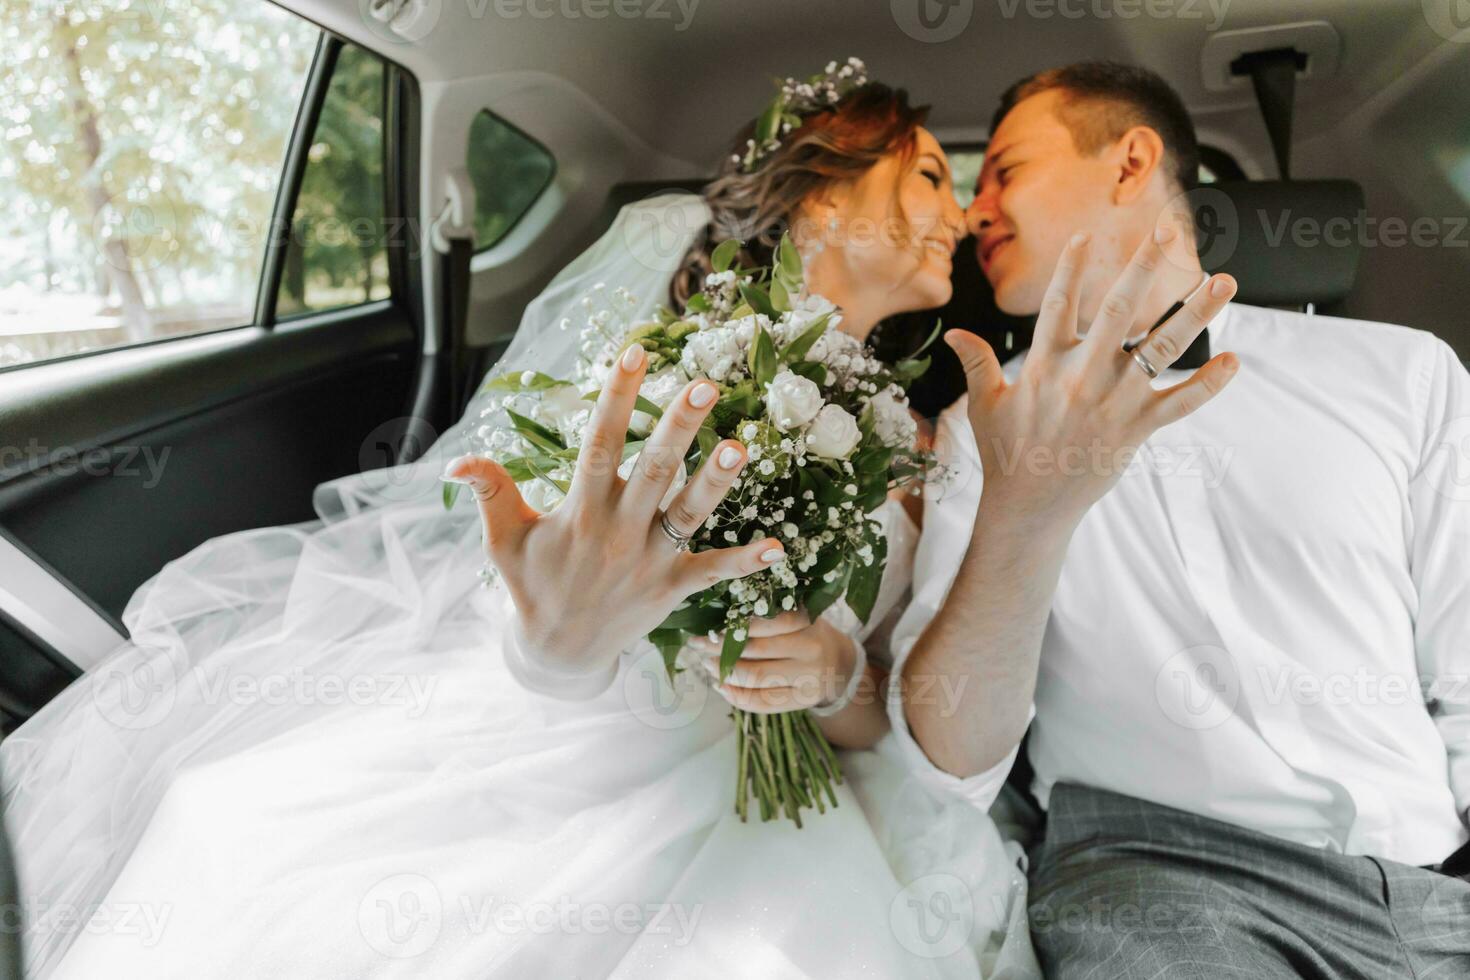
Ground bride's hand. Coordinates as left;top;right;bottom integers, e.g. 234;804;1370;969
445;343;787;680
692;610;858;713
947;224;1239;532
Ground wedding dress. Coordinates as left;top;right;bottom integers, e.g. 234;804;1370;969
0;195;1038;979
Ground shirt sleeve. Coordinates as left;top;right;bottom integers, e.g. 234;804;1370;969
1407;338;1470;827
882;401;1032;812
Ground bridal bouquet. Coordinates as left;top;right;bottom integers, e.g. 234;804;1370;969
452;235;936;825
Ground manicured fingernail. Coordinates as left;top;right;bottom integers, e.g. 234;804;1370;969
1070;232;1090;247
1154;224;1177;244
620;345;644;371
760;548;786;564
689;382;717;407
441;455;473;483
1210;277;1233;298
717;446;742;469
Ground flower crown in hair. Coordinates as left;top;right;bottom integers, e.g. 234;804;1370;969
733;57;871;174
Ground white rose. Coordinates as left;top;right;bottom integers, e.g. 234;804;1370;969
631;366;689;435
521;478;566;514
805;329;861;367
539;383;589;427
764;369;824;431
869;386;918;449
805;404;861;459
680;326;741;381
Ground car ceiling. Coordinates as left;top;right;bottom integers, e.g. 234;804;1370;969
288;0;1444;171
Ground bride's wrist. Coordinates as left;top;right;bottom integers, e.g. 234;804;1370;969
809;632;867;717
502;614;620;700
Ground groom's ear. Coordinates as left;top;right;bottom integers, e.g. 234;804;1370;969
1110;125;1168;206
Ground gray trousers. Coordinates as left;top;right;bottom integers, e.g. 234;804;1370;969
1027;783;1470;979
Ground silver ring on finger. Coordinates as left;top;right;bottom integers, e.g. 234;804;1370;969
1130;347;1160;380
658;510;694;553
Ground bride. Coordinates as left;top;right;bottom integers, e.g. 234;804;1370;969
1;61;1039;979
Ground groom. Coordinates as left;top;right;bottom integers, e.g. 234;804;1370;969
887;63;1470;977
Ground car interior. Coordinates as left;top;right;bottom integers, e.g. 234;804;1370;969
0;0;1466;969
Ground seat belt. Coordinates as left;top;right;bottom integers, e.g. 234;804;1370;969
430;168;477;419
1231;47;1304;180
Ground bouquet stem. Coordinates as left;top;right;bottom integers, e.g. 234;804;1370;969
732;708;844;826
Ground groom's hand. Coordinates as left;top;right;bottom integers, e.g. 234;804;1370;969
948;225;1239;530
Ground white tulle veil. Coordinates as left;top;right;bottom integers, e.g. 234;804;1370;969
0;192;713;975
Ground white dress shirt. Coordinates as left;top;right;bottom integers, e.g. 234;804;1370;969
886;302;1470;867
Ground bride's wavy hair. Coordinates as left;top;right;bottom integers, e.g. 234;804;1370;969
672;83;930;307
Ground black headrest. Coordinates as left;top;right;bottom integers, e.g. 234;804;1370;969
1190;179;1365;307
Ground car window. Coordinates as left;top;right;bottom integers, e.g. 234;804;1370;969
467;111;556;253
0;0;319;368
275;44;391;319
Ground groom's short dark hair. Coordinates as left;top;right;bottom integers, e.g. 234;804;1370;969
992;62;1199;193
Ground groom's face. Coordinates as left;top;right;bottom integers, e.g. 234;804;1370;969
966;90;1121;316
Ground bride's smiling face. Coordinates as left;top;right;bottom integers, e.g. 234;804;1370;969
795;128;965;336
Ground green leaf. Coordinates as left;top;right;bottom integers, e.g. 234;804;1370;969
581;389;664;421
686;293;712;313
648;628;687;682
442;480;461;510
482;370;572;394
720;622;750;681
844;533;888;624
788;360;827;385
892;355;932;383
805;565;852;622
748;323;778;386
777;233;803;283
657;603;727;633
769;277;791;314
696;424;719;465
912;317;944;358
738;283;777;320
501;453;563;482
711;239;742;274
756;99;782;144
779;312;831;364
505;409;565;454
